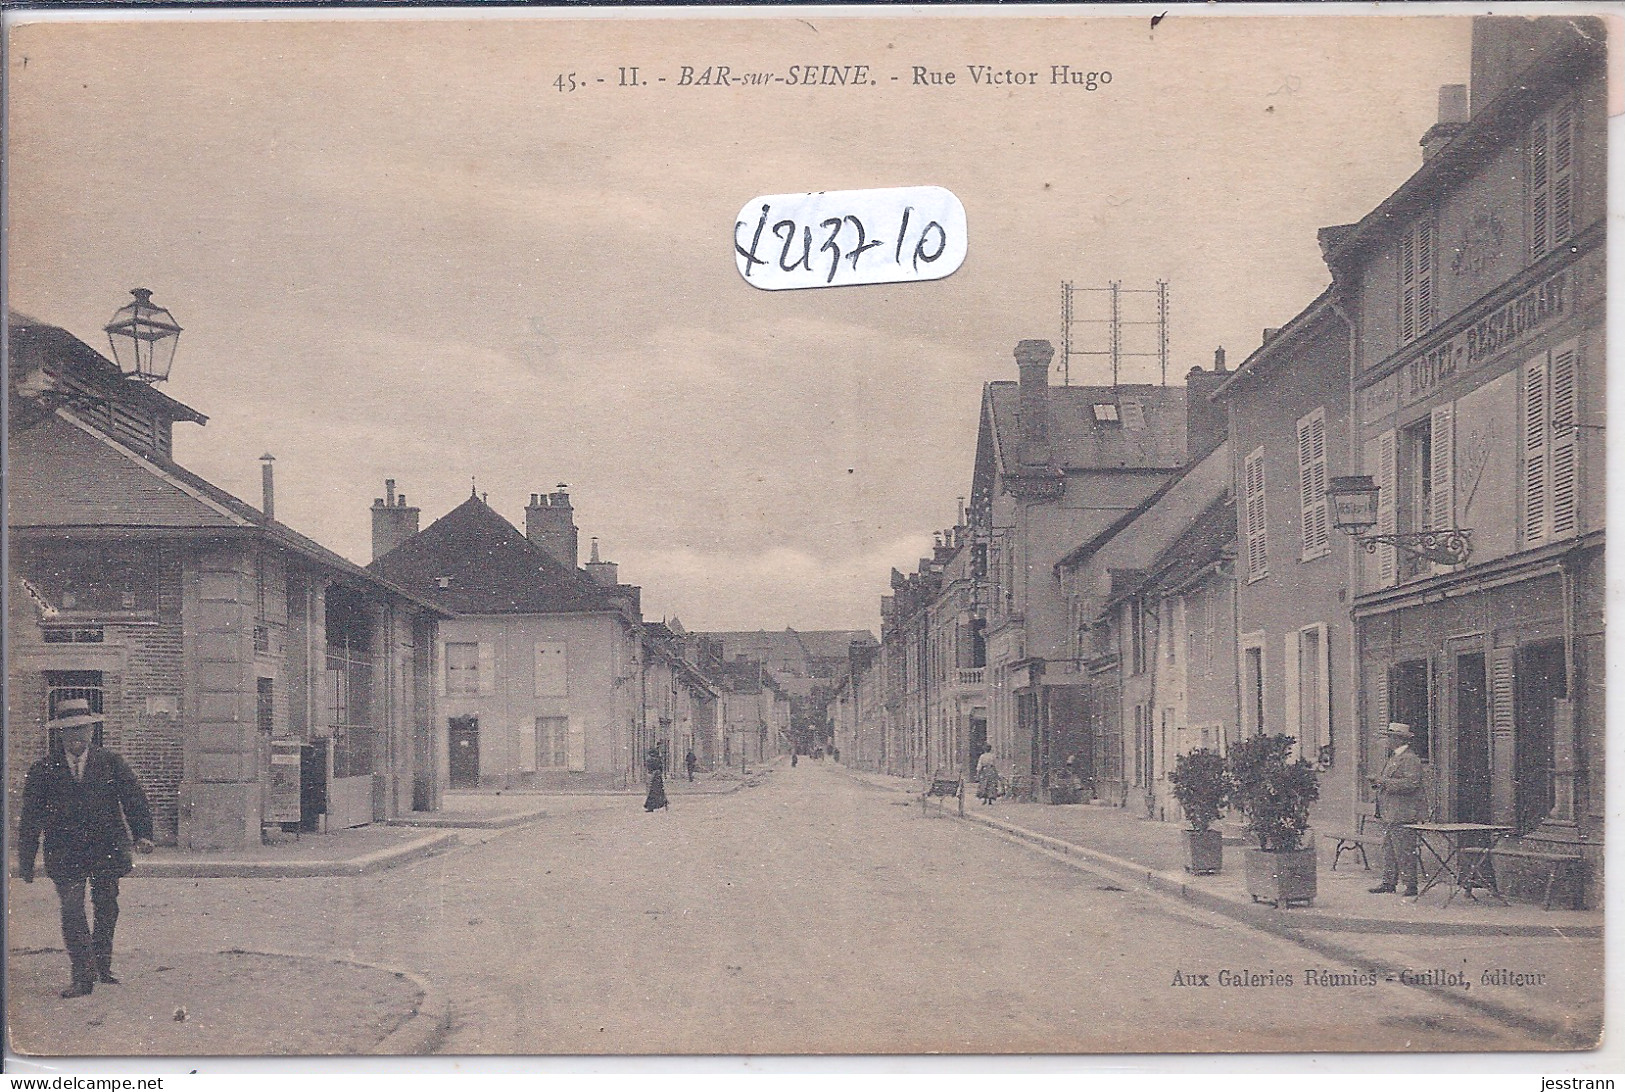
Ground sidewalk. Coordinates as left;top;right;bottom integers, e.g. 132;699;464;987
839;765;1603;1047
6;946;442;1058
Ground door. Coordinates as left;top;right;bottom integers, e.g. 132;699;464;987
449;715;480;789
1453;652;1491;824
1514;640;1566;834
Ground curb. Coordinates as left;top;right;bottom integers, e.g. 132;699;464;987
387;810;550;830
959;811;1601;939
128;831;461;879
220;948;447;1055
958;812;1597;1049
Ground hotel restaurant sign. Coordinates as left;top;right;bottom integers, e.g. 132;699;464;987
1361;266;1571;426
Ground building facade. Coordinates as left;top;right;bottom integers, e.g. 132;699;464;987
1209;296;1361;834
1323;17;1605;904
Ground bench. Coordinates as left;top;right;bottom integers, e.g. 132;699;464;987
921;773;964;817
1465;845;1585;911
1323;804;1384;871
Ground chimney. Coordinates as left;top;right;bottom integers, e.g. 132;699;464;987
1421;84;1469;161
526;483;579;568
585;536;620;587
1014;339;1055;466
259;454;276;521
1184;358;1229;462
371;477;421;561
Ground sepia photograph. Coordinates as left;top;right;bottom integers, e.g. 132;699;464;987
2;4;1610;1066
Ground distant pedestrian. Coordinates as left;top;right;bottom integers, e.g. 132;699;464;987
684;749;697;782
643;747;669;812
18;700;154;998
1369;722;1424;897
976;746;999;805
791;752;798;768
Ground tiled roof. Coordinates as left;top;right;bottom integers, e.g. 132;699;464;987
9;411;444;612
367;495;620;615
986;382;1186;473
1145;493;1236;595
10;412;245;530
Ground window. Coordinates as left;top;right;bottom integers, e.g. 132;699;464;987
534;641;568;697
1398;218;1436;345
1522;342;1580;548
1289;625;1330;762
257;677;274;734
42;626;104;644
1398;417;1433;581
1092;403;1120;423
1297;408;1329;561
446;642;480;695
1243;447;1268;582
1530;100;1576;261
1127;601;1146;676
1241;639;1265;736
1166;599;1178;663
537;716;570;769
1388;659;1431;763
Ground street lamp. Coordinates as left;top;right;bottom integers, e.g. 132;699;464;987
1326;474;1473;566
104;288;182;384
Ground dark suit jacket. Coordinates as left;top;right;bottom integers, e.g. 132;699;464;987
18;747;153;881
1375;747;1426;824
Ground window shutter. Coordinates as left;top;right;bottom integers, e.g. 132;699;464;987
1376;430;1397;587
1245;447;1267;581
534;641;568;697
1489;649;1516;825
1283;631;1300;755
1550;341;1579;539
1416;221;1434;337
1398;230;1417;344
478;641;495;696
1298;409;1328;560
517;719;537;773
1317;623;1332;761
1552;101;1575;248
567;720;586;772
1523;354;1551;547
1430;403;1456;574
1530;115;1551;258
1370;668;1389;800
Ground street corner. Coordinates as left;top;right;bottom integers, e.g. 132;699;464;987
6;946;430;1057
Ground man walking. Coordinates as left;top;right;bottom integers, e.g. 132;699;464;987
684;749;698;782
18;699;154;998
1368;721;1424;897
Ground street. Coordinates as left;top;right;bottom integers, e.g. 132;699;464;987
9;763;1538;1055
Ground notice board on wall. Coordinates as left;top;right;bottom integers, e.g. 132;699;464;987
267;739;303;824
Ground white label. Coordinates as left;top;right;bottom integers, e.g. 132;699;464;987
734;186;967;290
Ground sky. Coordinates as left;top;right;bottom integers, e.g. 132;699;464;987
6;10;1473;632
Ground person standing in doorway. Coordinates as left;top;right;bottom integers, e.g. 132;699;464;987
18;699;154;998
643;746;669;812
1369;722;1425;897
684;749;698;782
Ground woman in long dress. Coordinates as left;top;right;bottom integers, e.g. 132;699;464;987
643;747;669;812
976;746;999;805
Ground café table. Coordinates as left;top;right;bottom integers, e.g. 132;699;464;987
1405;822;1514;906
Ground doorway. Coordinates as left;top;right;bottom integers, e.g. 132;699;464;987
1515;640;1566;834
449;715;480;789
1453;653;1491;824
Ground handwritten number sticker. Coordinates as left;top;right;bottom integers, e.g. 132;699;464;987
735;187;967;290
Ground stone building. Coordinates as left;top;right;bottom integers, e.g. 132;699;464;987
1323;17;1606;904
8;312;446;849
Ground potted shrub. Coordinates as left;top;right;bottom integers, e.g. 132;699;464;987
1227;733;1321;907
1169;749;1229;874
